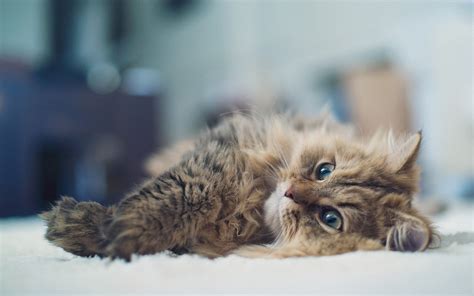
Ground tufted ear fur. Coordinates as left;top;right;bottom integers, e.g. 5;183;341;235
386;214;431;252
387;131;422;172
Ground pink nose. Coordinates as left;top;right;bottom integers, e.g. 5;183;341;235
284;188;294;200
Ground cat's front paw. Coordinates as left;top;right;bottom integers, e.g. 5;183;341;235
104;218;144;261
40;196;109;257
104;214;168;261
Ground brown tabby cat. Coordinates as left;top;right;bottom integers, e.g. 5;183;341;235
41;112;433;260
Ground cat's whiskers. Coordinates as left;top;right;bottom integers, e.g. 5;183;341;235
275;144;290;171
253;149;282;182
258;157;281;181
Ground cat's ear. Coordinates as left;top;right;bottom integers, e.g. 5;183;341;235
387;131;422;172
386;214;431;252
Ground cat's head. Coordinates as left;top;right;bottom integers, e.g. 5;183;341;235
265;128;433;253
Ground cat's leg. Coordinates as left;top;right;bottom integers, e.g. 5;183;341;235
44;132;242;260
103;170;221;261
40;167;210;260
40;197;115;257
42;168;218;261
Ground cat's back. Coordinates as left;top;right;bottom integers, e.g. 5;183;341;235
198;114;268;149
198;113;295;152
179;114;271;191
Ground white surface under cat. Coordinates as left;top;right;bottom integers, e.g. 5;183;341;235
1;204;473;295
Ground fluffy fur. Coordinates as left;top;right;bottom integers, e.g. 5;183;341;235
41;112;433;260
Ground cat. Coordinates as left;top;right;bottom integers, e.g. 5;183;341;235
40;112;434;260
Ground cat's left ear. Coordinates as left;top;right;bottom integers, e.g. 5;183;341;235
387;131;422;172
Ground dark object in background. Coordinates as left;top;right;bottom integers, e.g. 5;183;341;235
37;140;78;212
0;0;162;217
316;55;412;136
161;0;199;17
0;61;160;217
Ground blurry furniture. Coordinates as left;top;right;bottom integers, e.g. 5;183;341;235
0;61;160;217
341;63;412;136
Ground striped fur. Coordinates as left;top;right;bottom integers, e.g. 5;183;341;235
41;113;433;260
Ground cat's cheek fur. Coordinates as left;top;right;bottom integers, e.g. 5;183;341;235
263;194;281;235
264;182;289;236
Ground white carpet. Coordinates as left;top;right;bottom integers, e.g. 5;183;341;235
1;204;473;295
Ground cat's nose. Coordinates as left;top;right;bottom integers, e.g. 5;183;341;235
284;188;293;199
284;186;305;204
284;188;295;201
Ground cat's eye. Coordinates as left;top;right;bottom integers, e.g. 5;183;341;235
321;208;342;230
316;163;335;181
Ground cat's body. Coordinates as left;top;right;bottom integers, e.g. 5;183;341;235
42;113;433;260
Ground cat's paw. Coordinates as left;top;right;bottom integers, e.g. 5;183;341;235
104;215;158;261
40;196;109;257
104;222;141;261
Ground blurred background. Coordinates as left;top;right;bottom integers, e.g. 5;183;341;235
0;0;472;217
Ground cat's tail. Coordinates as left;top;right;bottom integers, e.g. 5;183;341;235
40;196;115;257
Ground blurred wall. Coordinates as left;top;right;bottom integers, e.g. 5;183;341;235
124;0;472;197
0;0;50;66
124;1;470;138
1;0;472;199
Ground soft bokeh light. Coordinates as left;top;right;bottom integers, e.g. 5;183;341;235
0;0;472;217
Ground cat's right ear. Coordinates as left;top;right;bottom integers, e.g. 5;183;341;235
387;131;422;172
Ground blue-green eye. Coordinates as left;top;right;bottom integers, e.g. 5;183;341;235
321;209;342;230
316;163;334;181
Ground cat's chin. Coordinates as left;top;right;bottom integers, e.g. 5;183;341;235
264;181;292;235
